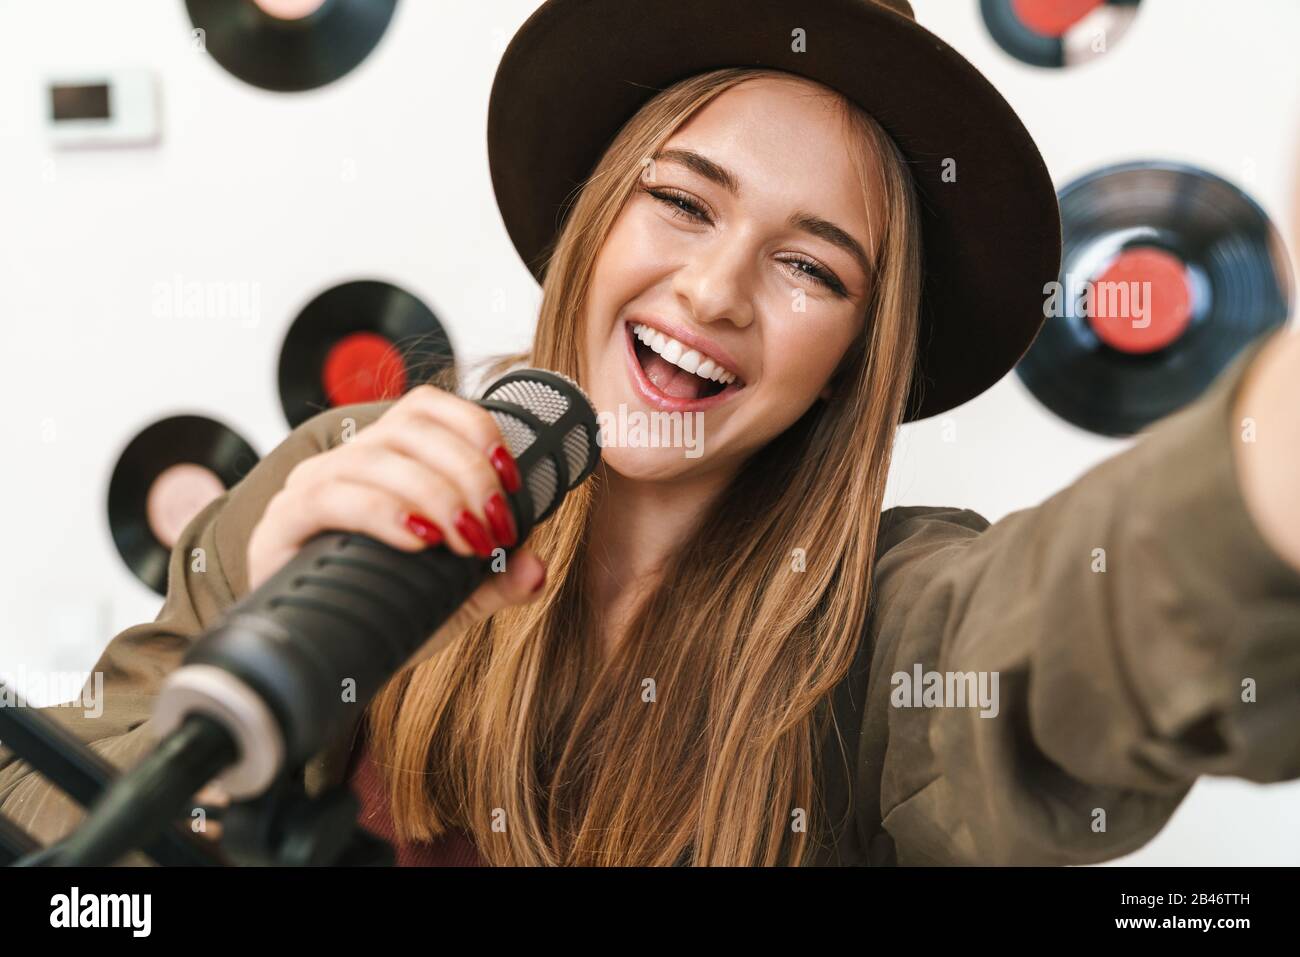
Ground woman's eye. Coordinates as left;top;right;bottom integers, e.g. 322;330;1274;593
782;257;847;297
646;187;708;222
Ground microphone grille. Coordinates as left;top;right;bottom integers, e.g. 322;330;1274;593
490;411;537;460
482;378;569;424
527;457;559;521
480;369;599;526
560;424;591;490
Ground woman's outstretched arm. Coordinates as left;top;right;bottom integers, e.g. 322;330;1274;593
1232;327;1300;573
859;326;1300;866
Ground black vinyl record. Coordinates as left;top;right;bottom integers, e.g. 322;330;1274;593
186;0;398;93
1016;161;1292;437
278;279;455;428
108;416;260;595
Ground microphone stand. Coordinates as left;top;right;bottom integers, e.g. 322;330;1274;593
0;681;222;866
0;681;392;866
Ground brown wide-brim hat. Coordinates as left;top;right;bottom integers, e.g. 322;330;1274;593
487;0;1061;421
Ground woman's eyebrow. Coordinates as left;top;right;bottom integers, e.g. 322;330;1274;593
651;147;874;280
653;147;740;196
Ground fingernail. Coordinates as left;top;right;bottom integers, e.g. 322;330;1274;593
489;444;522;494
484;493;518;548
455;509;495;558
530;565;547;594
404;512;444;546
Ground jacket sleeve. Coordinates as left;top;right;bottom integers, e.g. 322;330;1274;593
858;327;1300;866
0;401;392;850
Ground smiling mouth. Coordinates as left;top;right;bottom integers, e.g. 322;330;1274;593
626;322;745;403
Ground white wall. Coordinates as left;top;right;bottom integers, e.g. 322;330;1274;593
0;0;1295;864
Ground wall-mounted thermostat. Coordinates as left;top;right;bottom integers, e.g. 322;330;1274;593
46;70;160;148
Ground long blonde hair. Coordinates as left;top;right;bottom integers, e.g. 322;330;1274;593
368;67;923;865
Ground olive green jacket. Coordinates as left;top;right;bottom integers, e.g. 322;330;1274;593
3;330;1299;865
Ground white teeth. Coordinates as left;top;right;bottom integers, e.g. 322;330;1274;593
631;323;738;385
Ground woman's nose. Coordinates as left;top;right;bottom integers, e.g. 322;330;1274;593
670;235;756;329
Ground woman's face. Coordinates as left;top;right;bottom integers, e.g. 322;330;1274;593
581;75;885;482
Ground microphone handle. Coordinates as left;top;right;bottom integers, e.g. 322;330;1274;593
182;529;497;774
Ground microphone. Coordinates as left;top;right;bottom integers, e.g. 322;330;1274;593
51;369;598;864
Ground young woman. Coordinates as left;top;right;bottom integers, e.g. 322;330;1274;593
3;0;1299;867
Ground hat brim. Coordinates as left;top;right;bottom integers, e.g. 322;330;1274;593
488;0;1061;421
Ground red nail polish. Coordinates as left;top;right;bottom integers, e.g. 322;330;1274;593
404;513;443;546
530;566;547;594
484;493;517;548
489;444;522;494
455;509;495;558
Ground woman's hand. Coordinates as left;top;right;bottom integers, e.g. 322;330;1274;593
1232;325;1300;574
246;384;548;662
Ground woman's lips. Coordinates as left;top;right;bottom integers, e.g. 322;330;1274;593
622;321;745;413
